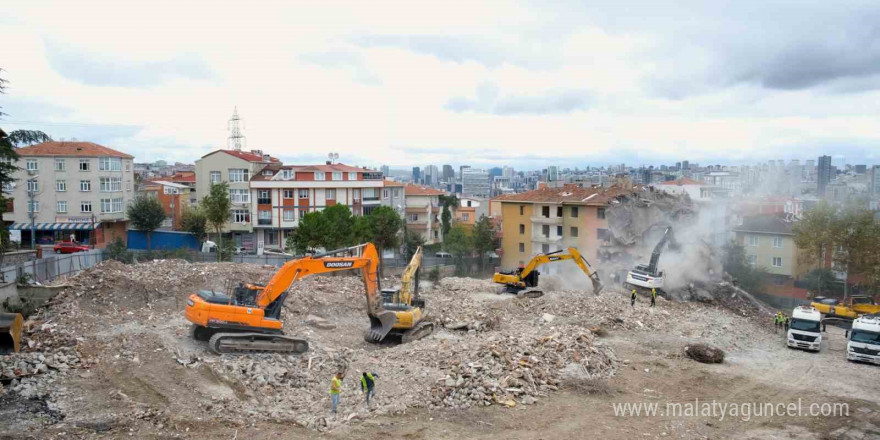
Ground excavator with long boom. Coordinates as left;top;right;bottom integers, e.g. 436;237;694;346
185;243;426;354
377;246;433;343
625;226;676;292
493;247;603;297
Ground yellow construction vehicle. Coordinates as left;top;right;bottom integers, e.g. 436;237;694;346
185;243;430;354
493;247;603;297
377;246;433;343
0;312;23;354
811;296;880;320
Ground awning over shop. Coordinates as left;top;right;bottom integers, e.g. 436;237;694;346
9;222;101;231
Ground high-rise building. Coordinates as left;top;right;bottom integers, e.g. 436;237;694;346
870;166;880;196
854;165;867;174
412;166;421;184
380;165;390;177
488;167;502;178
423;165;438;186
546;166;559;182
502;166;515;179
817;155;832;196
461;168;490;197
682;161;689;170
442;164;454;181
459;165;470;180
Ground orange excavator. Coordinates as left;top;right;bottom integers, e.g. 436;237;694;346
185;243;416;354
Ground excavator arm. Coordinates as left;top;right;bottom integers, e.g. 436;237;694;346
493;247;603;294
399;246;423;305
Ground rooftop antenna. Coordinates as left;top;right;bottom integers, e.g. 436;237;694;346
227;106;246;151
328;152;339;164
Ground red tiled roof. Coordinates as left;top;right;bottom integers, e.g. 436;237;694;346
249;163;373;181
383;180;405;187
147;172;195;184
17;141;133;159
405;184;445;196
496;185;628;205
201;149;280;163
658;178;702;186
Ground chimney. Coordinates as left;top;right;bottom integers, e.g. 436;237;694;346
326;161;332;165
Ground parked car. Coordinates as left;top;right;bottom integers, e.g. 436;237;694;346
435;251;452;259
53;242;89;254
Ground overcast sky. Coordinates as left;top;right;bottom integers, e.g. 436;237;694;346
2;1;880;170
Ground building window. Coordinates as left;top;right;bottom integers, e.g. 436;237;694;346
299;206;309;218
27;201;39;212
519;205;524;215
80;180;91;191
298;189;309;199
210;171;221;183
79;159;90;171
26;180;39;193
56;201;67;213
542;206;550;217
126;181;131;191
26;159;38;171
571;227;578;237
262;170;274;176
383;189;389;200
229;189;250;204
257;190;271;204
363;188;378;200
409;213;418;222
232;209;250;223
597;228;610;241
54;159;66;171
746;254;757;266
258;210;271;225
597;208;606;219
542;244;550;253
462;213;469;221
80;201;92;213
283;209;295;221
332;172;342;181
281;169;293;179
519;243;525;253
283;190;295;199
163;186;178;195
557;225;563;236
124;161;130;171
348;172;357;180
228;169;249;182
100;177;122;192
571;207;579;218
99;157;122;171
265;231;278;245
542;224;550;237
772;257;782;267
315;172;326;181
353;188;361;202
326;189;336;200
772;236;783;248
100;198;124;213
556;206;563;217
56;180;66;192
748;235;758;246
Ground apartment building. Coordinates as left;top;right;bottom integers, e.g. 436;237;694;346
141;181;193;231
248;163;384;251
462;168;490;197
404;184;445;244
381;180;406;214
733;214;810;299
497;185;622;271
455;197;488;227
194;149;279;248
5;141;134;247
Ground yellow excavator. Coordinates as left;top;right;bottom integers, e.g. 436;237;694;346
493;247;603;298
377;246;433;343
185;243;430;354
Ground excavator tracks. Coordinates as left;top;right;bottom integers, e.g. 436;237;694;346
207;332;309;355
401;322;434;343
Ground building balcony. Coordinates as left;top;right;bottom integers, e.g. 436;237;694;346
532;235;562;244
258;218;272;226
530;216;562;224
257;198;271;205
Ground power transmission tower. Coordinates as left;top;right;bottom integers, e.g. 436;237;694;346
227;107;246;151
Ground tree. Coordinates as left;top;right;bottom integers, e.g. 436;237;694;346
181;205;209;243
127;196;166;250
439;194;459;238
721;240;768;293
793;201;837;269
7;130;51;147
202;182;232;260
321;204;357;250
404;229;426;261
471;215;497;271
802;268;843;297
365;206;403;271
288;211;325;254
444;223;472;275
0;72;21;272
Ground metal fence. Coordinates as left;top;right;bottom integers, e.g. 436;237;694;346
0;249;106;284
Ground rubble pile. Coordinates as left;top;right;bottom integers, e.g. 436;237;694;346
684;343;725;364
0;347;84;398
604;190;695;247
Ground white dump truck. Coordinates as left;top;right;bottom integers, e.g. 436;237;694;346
787;306;822;352
847;315;880;365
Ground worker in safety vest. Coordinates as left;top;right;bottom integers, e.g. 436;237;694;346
631;289;637;308
330;371;344;414
361;371;379;405
774;312;782;333
651;288;657;307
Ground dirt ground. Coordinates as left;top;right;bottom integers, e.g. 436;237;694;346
2;261;880;440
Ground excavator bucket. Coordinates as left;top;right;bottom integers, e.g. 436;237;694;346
590;274;604;295
0;313;23;354
368;311;398;342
